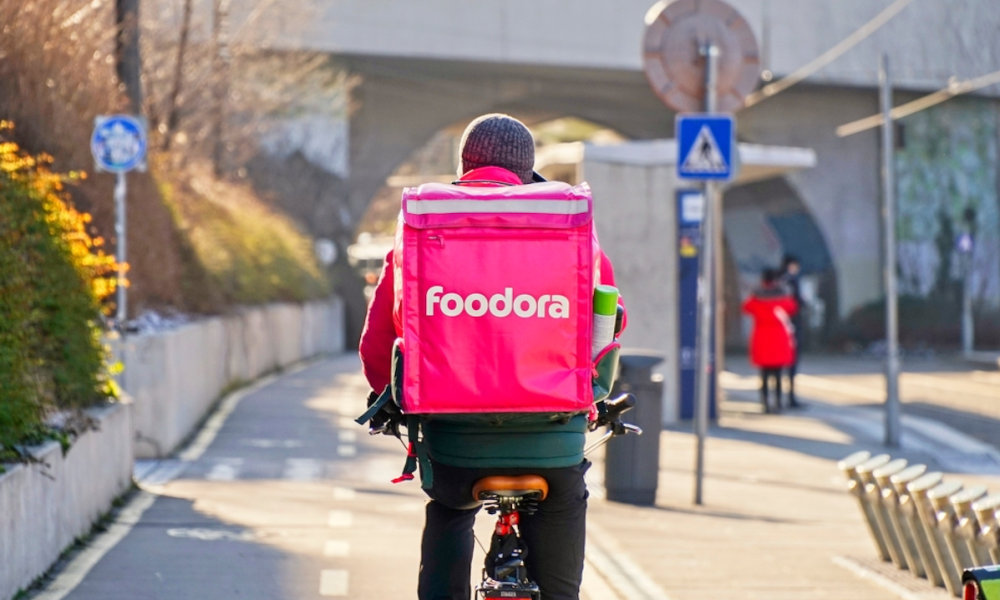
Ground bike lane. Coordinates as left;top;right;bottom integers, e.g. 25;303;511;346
43;356;425;600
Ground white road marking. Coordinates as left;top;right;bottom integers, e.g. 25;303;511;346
283;458;324;481
166;528;255;542
205;458;243;481
178;375;279;462
33;492;158;600
337;445;357;457
332;487;357;501
320;569;349;596
338;430;358;443
244;439;304;448
323;540;350;557
328;510;353;528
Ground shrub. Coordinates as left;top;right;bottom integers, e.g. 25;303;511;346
0;124;118;458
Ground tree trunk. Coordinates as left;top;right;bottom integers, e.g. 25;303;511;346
115;0;143;114
211;0;231;177
162;0;193;150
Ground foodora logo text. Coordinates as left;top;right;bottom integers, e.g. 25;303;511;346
426;286;570;319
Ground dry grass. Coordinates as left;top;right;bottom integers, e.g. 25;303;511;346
0;0;330;315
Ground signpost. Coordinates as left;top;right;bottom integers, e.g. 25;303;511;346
643;0;759;505
91;115;147;327
677;189;717;421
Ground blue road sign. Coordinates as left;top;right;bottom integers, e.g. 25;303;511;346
676;189;716;420
676;114;734;181
91;115;147;172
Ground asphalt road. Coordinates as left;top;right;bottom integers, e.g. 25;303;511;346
42;356;668;600
35;353;998;600
58;357;425;600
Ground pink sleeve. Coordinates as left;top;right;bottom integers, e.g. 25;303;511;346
359;250;397;392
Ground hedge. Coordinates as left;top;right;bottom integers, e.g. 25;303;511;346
0;122;118;461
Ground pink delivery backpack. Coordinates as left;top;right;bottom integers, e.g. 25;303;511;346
357;180;622;486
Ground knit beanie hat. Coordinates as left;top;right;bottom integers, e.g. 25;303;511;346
458;114;535;184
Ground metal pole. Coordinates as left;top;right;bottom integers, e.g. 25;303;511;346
881;53;901;448
115;171;127;325
694;42;719;506
962;252;974;354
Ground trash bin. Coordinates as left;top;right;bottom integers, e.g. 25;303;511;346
604;350;664;506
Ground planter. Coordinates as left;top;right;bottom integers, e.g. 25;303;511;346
0;401;133;600
117;297;345;458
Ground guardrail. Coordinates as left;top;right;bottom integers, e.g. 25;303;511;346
840;450;1000;598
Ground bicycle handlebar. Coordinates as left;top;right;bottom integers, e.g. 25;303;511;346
585;393;642;455
593;393;635;428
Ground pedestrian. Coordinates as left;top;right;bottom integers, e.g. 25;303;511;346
742;268;798;413
780;255;804;407
358;113;625;600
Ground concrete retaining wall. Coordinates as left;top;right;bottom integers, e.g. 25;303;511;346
119;298;345;458
0;402;133;600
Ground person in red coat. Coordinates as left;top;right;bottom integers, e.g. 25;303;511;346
742;268;798;413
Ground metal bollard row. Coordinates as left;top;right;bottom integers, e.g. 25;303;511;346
839;451;1000;598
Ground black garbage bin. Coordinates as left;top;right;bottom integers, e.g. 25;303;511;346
604;350;664;506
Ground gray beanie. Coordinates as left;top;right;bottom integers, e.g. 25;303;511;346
458;114;535;184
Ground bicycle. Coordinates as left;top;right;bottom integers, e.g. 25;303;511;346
472;393;640;600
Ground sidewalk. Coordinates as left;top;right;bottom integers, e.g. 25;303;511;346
585;400;999;600
30;355;1000;600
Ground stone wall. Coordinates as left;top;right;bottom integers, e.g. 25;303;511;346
118;298;345;459
0;402;133;600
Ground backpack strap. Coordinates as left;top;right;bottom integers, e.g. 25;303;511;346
393;415;433;489
355;386;393;425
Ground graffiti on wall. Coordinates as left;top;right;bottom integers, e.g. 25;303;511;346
895;98;1000;307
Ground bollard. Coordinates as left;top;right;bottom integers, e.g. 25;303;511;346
893;464;941;584
871;458;910;569
973;494;1000;565
952;486;990;568
839;452;891;561
910;472;961;595
605;351;664;506
928;481;967;595
931;482;980;575
883;463;929;578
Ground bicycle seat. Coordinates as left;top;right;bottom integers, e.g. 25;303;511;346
472;475;549;502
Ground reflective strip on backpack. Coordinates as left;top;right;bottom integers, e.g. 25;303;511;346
406;199;589;216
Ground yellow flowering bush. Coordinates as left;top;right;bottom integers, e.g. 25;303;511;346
0;122;119;459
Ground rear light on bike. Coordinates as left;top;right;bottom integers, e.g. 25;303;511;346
964;580;980;600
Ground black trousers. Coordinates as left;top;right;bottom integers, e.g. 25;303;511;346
760;367;783;411
418;459;590;600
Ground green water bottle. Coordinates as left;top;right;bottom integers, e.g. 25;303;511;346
592;285;619;359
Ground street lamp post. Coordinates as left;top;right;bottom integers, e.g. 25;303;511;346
880;53;901;449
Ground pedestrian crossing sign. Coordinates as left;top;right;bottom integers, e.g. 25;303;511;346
676;114;735;180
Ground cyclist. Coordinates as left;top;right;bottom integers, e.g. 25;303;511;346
360;113;626;600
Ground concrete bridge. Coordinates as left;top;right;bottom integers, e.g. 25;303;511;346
220;0;1000;338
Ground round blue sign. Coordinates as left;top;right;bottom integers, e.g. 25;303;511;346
90;115;147;172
